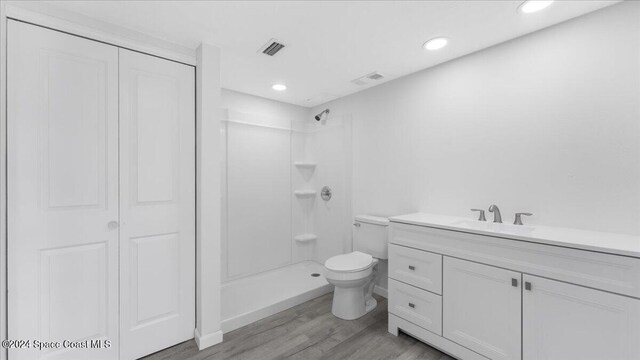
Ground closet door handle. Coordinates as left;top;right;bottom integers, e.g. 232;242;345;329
108;221;119;230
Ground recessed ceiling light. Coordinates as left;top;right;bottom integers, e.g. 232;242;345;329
272;83;287;91
423;37;448;51
518;0;554;14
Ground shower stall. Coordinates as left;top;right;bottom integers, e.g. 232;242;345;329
220;106;352;332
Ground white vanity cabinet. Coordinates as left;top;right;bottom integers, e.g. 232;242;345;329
387;217;640;360
443;257;521;360
522;275;640;360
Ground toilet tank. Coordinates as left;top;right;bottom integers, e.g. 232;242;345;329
353;215;389;259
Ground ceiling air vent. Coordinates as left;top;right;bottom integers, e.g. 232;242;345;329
351;71;385;86
367;72;384;80
258;38;285;56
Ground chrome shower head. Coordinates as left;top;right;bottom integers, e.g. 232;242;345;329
314;109;330;122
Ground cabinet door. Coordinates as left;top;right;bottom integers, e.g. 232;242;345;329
523;275;640;360
8;21;119;360
443;257;521;360
119;49;195;359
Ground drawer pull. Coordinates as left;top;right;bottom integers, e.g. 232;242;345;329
408;303;415;308
408;265;415;270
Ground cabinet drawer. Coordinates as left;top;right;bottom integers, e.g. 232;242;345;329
389;244;442;294
389;279;442;335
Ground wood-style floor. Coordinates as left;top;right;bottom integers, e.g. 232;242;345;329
143;293;454;360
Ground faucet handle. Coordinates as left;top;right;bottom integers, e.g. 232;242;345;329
470;209;486;222
514;212;533;225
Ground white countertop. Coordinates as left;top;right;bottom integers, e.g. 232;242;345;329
389;213;640;258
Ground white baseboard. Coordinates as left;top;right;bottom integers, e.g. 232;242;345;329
374;285;388;298
221;284;332;333
194;328;223;350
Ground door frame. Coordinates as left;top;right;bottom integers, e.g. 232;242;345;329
0;4;223;359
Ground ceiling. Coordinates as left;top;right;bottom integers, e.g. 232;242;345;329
36;0;618;107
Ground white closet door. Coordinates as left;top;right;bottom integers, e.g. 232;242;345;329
7;21;119;360
118;49;195;359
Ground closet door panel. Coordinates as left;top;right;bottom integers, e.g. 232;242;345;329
118;49;195;360
7;20;119;360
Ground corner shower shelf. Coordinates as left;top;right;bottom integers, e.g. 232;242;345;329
294;190;317;198
293;162;317;169
294;234;317;243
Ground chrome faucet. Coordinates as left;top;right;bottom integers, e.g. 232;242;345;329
488;204;502;223
470;209;486;221
514;212;533;225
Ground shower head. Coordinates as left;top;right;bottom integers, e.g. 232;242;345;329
315;109;330;122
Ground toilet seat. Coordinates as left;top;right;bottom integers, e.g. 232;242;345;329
325;251;373;272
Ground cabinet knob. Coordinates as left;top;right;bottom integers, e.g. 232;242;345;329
408;265;415;271
408;303;415;308
108;221;119;230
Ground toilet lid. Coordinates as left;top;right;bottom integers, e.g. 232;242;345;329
325;251;373;272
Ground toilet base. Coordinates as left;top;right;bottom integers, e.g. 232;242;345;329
331;284;377;320
329;264;378;320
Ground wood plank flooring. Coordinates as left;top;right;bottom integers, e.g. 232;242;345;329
143;293;455;360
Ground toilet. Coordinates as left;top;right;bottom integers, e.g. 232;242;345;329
324;215;389;320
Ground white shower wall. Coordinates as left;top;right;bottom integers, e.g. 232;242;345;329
304;117;353;263
225;121;291;278
221;90;307;280
221;90;352;281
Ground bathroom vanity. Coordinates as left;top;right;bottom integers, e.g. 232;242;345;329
387;213;640;360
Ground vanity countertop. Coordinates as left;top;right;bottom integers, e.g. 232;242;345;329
389;213;640;258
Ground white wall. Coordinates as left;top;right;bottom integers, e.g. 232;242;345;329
195;43;223;349
0;3;8;359
312;1;640;236
222;89;308;130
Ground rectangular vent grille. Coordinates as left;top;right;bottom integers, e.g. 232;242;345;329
351;72;385;86
260;39;285;56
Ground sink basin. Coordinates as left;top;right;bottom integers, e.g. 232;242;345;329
450;219;535;236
